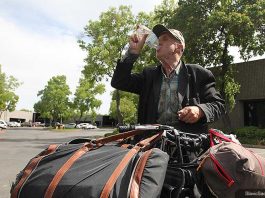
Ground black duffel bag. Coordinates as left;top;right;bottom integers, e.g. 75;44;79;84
11;129;169;198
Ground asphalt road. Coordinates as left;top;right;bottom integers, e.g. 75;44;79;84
1;128;265;198
0;127;113;198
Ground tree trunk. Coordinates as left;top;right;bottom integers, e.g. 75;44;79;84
78;112;83;123
115;90;123;125
220;35;233;131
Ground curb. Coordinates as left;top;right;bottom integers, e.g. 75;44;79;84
242;144;265;149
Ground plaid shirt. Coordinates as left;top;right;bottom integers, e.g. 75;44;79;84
157;63;181;126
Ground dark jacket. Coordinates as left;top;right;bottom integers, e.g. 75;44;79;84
111;60;225;134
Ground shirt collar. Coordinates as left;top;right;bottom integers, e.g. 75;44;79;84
161;61;181;78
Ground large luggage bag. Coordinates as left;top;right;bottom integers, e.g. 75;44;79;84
197;129;265;198
11;129;169;198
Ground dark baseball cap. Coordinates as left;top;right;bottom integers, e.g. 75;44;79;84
152;24;185;50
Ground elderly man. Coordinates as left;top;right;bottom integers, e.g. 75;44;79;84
111;24;225;134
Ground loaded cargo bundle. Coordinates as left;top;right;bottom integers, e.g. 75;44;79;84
11;128;169;198
11;124;265;198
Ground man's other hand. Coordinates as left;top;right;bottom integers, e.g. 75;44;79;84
178;106;205;124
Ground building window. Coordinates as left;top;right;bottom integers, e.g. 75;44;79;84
244;100;265;128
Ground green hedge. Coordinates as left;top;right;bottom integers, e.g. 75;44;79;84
104;128;119;137
233;126;265;145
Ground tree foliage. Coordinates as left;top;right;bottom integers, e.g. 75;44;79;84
0;65;20;116
34;75;71;122
109;91;138;124
73;78;105;122
153;0;179;25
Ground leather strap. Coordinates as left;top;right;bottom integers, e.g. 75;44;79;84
44;144;92;198
11;144;58;198
95;129;146;145
130;149;153;198
137;132;163;150
100;146;141;198
209;128;233;146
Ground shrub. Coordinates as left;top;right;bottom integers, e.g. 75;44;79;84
233;126;265;145
233;126;258;138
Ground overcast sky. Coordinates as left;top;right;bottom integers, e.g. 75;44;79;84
0;0;162;114
0;0;264;115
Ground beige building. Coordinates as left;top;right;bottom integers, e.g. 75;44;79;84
0;110;33;123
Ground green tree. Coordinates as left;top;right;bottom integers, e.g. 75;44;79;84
73;78;105;122
109;91;138;124
156;0;264;129
34;75;71;123
79;5;156;125
153;0;179;25
0;65;20;117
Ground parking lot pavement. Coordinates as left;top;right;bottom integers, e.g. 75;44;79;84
247;147;265;157
1;128;265;198
0;127;113;198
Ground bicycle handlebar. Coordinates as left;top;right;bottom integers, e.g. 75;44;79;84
118;124;209;147
118;124;174;133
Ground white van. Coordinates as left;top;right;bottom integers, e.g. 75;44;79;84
0;120;7;129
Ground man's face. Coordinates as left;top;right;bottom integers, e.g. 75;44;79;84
156;32;178;60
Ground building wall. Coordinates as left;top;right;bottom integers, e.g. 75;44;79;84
228;100;244;129
0;110;33;122
235;59;265;100
209;101;244;131
210;59;265;130
232;59;265;128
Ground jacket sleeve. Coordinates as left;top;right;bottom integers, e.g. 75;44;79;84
111;59;144;95
196;69;226;123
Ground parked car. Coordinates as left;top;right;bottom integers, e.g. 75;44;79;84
0;120;7;129
76;123;97;129
32;122;45;127
7;121;21;127
14;122;21;127
85;124;97;129
76;123;88;129
52;122;65;129
44;122;64;128
64;123;76;129
21;122;32;127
